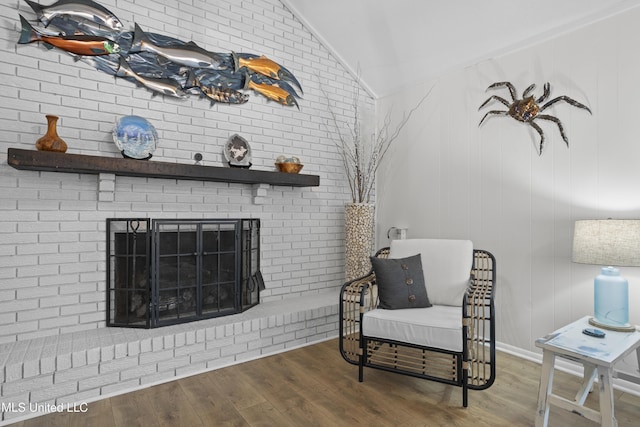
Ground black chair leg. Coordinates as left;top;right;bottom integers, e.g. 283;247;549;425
358;338;365;382
463;383;468;407
462;361;469;407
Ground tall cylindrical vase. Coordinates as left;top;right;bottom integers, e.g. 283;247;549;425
345;203;375;282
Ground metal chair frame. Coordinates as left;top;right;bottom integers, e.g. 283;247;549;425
339;247;496;407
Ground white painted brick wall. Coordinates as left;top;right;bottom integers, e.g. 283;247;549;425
0;0;374;343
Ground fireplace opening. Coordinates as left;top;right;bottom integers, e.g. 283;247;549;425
106;218;262;328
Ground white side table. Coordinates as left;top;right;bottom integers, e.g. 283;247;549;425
535;316;640;427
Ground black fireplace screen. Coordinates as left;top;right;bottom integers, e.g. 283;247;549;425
106;218;262;328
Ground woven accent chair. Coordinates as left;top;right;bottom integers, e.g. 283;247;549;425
339;239;496;407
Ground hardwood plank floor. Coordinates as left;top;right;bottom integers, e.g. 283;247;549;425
10;338;640;426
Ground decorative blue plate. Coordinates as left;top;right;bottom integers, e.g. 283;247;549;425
113;115;158;160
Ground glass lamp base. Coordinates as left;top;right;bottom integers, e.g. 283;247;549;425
593;267;632;331
588;317;636;332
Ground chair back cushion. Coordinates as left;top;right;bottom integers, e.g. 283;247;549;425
389;239;472;306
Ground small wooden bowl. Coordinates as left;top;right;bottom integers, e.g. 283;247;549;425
276;162;303;174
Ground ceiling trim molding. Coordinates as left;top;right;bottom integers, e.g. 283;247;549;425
280;0;379;99
477;0;640;65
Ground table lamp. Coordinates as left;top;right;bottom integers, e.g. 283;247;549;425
572;219;640;332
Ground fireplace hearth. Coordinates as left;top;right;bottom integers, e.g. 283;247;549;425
106;218;262;328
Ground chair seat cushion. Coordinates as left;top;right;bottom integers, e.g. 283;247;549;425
362;305;463;352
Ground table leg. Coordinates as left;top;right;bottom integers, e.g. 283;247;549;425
575;363;597;405
535;350;555;427
598;366;617;427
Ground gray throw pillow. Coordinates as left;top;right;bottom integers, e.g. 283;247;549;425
370;254;431;309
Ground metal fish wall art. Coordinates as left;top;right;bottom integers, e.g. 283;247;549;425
18;14;120;56
246;77;299;108
233;53;302;92
184;71;249;105
115;57;187;98
16;0;302;107
24;0;124;31
129;23;226;70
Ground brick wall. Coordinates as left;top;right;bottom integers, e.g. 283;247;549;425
0;0;373;343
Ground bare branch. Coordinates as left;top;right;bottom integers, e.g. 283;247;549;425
320;71;433;203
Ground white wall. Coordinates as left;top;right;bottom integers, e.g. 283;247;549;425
0;0;371;343
376;6;640;370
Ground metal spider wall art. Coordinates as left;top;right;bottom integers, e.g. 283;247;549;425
478;82;592;155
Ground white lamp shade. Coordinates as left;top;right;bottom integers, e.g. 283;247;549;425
572;220;640;267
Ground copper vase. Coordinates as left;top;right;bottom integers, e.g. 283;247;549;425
36;115;68;153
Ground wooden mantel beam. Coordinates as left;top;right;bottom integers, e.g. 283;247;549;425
7;148;320;188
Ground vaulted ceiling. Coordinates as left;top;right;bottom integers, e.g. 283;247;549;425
282;0;639;98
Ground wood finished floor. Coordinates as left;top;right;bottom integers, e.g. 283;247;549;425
9;338;640;426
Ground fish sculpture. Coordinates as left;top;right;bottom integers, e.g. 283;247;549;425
115;57;187;98
245;75;299;109
16;0;302;107
24;0;124;31
129;23;227;70
18;14;120;56
184;71;249;104
233;53;303;94
249;73;301;100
